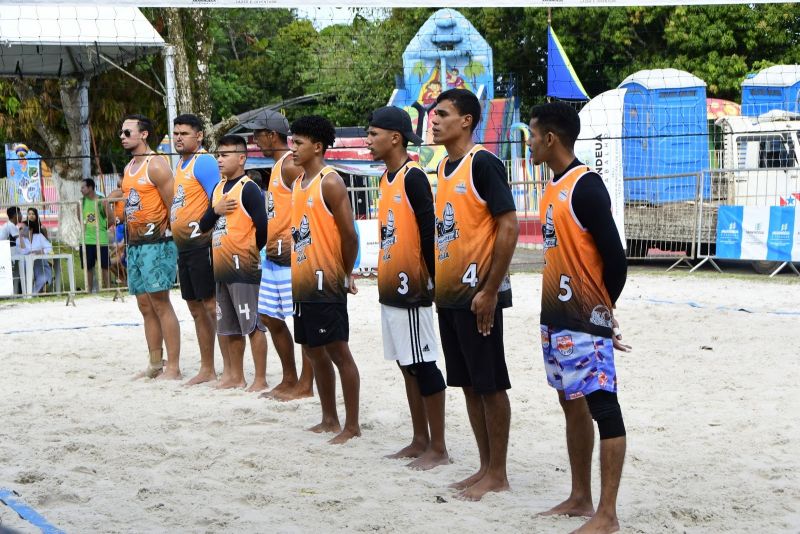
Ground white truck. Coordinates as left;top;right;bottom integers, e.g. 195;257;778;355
715;110;800;206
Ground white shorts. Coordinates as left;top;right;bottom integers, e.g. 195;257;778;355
381;304;439;366
258;258;293;320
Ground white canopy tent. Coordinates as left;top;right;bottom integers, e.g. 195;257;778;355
0;6;177;177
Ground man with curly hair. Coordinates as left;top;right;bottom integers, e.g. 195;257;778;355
289;115;361;444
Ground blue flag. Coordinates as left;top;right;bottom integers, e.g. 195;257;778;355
547;26;589;101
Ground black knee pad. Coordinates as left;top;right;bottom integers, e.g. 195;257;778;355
405;361;446;397
585;390;626;440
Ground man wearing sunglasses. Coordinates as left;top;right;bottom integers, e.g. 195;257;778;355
120;114;181;380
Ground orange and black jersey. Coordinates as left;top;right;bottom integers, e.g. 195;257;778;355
378;160;435;308
265;152;298;266
434;145;515;310
540;159;627;338
171;150;219;251
122;155;171;246
290;166;349;304
199;175;267;284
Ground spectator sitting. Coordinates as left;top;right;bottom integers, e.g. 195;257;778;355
18;220;53;293
25;207;48;239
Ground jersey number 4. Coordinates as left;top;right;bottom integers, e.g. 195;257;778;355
461;263;478;287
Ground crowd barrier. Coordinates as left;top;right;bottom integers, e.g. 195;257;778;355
692;167;800;277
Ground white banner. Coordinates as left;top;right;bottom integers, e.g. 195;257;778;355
11;0;797;7
575;88;626;246
354;219;380;272
0;241;13;297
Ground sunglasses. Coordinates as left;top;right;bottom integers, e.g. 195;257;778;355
119;129;133;138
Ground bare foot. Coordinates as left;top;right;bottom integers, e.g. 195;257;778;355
271;385;314;401
133;364;163;380
538;497;595;518
246;379;269;393
329;426;361;445
184;371;217;386
215;378;246;390
449;469;486;490
406;449;451;471
308;420;341;434
570;514;619;534
262;380;296;397
156;368;182;381
455;474;510;501
384;441;428;460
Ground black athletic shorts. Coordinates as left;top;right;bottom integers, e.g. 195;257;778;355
437;306;511;394
177;247;215;301
81;245;109;270
293;301;349;348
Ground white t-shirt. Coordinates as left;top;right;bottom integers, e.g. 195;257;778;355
0;221;20;254
19;233;52;255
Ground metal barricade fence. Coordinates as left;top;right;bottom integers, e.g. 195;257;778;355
84;196;128;298
693;167;800;275
622;173;703;270
0;200;81;303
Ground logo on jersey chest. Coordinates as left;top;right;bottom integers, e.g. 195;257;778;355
212;215;228;247
291;215;312;263
267;191;275;220
558;189;568;201
543;204;557;251
393;193;402;203
380;209;398;260
125;189;141;220
170;184;186;222
436;202;459;261
455;181;467;194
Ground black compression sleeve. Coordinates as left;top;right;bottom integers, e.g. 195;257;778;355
571;172;627;305
404;167;436;278
241;180;268;251
198;199;218;233
471;150;516;216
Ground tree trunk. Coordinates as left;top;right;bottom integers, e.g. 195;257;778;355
188;9;214;134
12;78;84;246
164;7;195;115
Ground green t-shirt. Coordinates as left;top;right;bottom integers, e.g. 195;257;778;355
83;195;109;245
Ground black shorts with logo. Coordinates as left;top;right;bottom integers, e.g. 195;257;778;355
437;306;511;394
293;301;349;348
178;247;215;301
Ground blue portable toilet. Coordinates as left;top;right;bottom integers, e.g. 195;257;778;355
618;69;710;203
741;65;800;116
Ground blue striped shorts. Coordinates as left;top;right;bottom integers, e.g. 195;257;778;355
258;258;293;320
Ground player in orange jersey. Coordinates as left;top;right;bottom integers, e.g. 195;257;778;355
244;110;314;401
529;102;629;534
430;89;519;500
199;135;269;391
289;115;360;445
119;114;181;380
366;106;449;470
171;114;221;386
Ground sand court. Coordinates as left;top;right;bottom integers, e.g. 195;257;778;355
0;271;798;532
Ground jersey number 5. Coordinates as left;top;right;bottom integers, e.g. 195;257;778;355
558;274;573;302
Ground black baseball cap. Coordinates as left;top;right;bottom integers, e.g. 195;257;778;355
368;106;424;145
242;110;291;136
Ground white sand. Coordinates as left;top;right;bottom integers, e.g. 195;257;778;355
1;272;798;533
